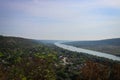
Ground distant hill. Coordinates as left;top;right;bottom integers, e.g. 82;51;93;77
37;40;69;43
0;35;67;49
37;40;61;44
0;35;40;48
65;38;120;46
65;38;120;56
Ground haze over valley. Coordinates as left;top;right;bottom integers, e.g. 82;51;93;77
0;0;120;80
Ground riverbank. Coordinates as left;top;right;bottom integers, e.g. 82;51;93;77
55;43;120;61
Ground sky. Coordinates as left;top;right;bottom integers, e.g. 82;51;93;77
0;0;120;40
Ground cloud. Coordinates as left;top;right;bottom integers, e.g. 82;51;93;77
1;0;120;19
0;0;120;40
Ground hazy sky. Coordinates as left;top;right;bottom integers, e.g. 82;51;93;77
0;0;120;40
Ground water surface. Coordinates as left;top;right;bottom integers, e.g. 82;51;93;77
55;43;120;61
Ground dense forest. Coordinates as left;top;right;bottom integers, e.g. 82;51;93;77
0;35;120;80
65;38;120;56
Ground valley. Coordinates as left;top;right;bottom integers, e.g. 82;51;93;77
65;38;120;56
0;35;120;80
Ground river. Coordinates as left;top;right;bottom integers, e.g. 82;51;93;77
55;43;120;61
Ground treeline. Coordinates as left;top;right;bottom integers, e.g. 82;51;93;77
0;36;120;80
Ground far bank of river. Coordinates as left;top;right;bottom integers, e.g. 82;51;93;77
55;43;120;61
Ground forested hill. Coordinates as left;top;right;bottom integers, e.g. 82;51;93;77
0;35;57;80
0;35;41;48
0;35;120;80
65;38;120;46
65;38;120;56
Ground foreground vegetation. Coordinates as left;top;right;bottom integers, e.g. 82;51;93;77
0;36;120;80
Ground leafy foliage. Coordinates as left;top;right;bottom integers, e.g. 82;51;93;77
0;36;120;80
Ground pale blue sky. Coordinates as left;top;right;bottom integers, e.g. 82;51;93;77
0;0;120;40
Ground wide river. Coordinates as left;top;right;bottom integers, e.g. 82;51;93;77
55;43;120;61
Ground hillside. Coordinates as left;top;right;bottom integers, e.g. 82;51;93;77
65;38;120;56
0;35;58;80
0;35;40;48
0;36;120;80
